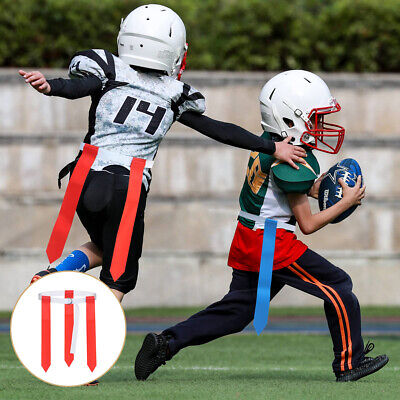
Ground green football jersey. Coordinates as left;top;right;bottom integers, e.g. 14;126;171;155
238;132;320;230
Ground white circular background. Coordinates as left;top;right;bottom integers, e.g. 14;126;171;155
10;272;126;386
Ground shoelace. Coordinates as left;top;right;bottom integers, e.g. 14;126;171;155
364;341;375;355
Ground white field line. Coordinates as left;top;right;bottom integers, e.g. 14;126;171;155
1;364;399;372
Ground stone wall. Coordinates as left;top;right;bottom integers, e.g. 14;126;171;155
0;69;399;310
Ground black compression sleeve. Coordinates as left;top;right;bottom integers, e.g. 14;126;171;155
46;76;103;99
178;111;276;155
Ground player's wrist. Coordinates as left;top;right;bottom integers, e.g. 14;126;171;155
339;197;354;210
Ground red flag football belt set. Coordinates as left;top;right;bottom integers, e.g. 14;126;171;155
46;143;154;281
39;290;97;372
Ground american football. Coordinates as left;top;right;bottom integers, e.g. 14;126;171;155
318;158;363;223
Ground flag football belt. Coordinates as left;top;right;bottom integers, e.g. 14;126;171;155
238;210;295;232
39;290;97;372
237;211;289;335
46;143;154;282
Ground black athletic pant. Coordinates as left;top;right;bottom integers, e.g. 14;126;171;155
163;249;364;373
75;165;147;294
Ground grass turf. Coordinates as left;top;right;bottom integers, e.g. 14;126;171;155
122;305;400;319
0;333;398;400
2;306;398;321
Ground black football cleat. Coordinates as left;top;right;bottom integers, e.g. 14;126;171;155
336;342;389;382
30;267;57;284
135;333;169;381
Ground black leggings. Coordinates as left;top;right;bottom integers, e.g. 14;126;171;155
76;165;147;293
163;249;364;373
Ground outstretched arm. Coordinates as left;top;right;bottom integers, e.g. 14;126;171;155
18;70;102;99
178;111;306;169
288;176;365;235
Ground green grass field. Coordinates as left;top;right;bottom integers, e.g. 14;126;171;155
1;332;399;400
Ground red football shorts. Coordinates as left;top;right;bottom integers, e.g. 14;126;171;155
228;221;307;272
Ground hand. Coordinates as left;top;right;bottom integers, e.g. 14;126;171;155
308;172;327;199
273;136;307;170
339;175;366;207
18;69;51;94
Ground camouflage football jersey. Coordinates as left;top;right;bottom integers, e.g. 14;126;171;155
68;49;205;189
239;132;320;230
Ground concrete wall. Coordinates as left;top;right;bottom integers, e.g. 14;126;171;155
0;69;399;310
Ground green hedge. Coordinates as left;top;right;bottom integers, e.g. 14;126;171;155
1;0;400;71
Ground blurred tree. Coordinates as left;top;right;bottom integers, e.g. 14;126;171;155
1;0;399;72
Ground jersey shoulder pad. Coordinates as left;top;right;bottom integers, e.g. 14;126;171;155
272;151;320;194
68;49;116;83
172;81;206;120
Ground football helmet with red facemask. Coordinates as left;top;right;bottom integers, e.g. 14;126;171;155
260;70;345;154
117;4;188;80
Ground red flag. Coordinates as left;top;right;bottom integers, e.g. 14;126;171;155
86;296;97;372
41;296;51;372
46;144;98;263
109;158;146;281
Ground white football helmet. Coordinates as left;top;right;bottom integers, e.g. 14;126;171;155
117;4;188;79
260;70;345;154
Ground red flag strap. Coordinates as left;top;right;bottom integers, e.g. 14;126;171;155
110;157;146;282
41;296;51;372
46;144;98;264
86;296;97;372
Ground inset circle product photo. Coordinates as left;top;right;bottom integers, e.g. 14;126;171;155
11;272;126;386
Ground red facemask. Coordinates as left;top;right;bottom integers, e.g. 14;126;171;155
177;43;188;81
300;101;345;154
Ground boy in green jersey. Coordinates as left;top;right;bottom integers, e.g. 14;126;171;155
135;70;388;382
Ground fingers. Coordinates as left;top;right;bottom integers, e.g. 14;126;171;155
287;159;299;170
25;72;43;83
293;146;307;157
283;137;291;144
293;156;306;164
31;77;46;87
22;71;35;79
355;175;362;188
338;177;345;188
18;69;27;77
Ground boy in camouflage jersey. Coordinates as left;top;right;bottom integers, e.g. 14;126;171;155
21;5;305;302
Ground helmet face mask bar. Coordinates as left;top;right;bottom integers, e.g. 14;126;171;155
301;101;345;154
176;42;188;80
